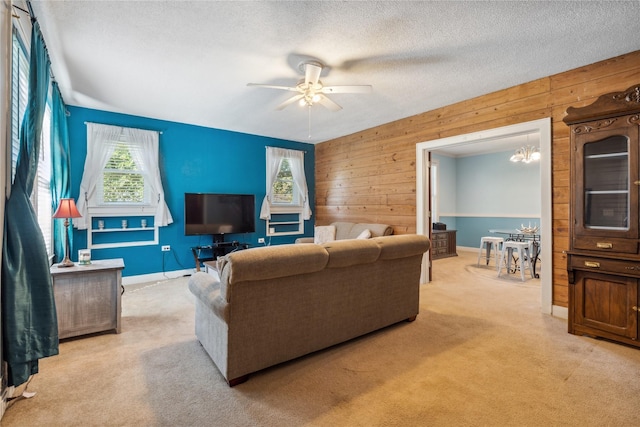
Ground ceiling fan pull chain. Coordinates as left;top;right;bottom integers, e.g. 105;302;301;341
308;105;312;139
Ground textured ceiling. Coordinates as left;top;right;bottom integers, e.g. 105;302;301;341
30;1;640;145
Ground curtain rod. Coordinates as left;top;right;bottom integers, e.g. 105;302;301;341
12;4;29;17
265;145;307;153
84;121;164;134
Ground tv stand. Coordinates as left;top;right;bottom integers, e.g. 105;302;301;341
191;240;249;271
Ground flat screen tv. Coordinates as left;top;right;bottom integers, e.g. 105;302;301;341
184;193;255;236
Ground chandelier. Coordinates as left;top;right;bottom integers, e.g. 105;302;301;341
510;145;540;163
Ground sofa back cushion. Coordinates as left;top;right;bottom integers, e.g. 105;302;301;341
373;234;431;260
322;238;381;268
223;243;328;285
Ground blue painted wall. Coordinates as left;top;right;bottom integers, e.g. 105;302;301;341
67;106;315;277
432;151;540;247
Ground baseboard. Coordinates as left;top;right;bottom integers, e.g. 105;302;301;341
122;268;195;286
552;305;568;320
456;246;477;253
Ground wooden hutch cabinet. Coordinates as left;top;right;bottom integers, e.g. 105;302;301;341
565;83;640;348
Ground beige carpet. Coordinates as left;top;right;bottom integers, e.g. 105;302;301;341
3;251;640;426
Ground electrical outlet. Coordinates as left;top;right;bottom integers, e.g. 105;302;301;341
161;245;170;252
258;238;265;244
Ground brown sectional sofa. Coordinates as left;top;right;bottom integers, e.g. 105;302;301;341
188;234;430;386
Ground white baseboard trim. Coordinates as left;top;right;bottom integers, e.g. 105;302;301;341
552;305;568;320
122;268;195;286
456;246;478;253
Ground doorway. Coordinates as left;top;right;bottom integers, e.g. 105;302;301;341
416;118;556;316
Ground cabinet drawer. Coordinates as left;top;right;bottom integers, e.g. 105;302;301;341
573;236;638;254
570;255;640;277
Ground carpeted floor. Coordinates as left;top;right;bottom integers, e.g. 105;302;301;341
3;251;640;426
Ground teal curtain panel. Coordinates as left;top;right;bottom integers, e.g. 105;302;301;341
2;21;59;387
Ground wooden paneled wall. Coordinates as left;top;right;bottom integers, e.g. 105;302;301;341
315;50;640;308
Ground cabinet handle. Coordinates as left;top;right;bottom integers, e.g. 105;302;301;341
634;181;640;186
596;242;613;249
584;261;601;268
633;306;639;312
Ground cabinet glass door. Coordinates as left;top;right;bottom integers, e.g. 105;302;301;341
583;135;629;230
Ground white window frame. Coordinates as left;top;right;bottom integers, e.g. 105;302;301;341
96;139;151;208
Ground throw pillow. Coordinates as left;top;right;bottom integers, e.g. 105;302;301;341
356;229;371;239
314;225;336;244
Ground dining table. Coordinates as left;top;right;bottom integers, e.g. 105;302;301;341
488;228;541;278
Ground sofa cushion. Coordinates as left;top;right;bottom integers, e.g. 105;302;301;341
314;225;336;244
322;238;381;268
332;221;393;240
374;234;431;260
224;243;329;284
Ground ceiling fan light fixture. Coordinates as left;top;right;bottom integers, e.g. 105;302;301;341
247;58;372;114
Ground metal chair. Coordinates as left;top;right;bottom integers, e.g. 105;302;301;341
477;236;504;270
497;240;534;281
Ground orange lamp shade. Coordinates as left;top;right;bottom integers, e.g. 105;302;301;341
52;198;82;219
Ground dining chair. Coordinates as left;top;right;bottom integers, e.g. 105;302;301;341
497;240;534;281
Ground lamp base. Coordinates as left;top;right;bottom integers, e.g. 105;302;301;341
57;257;75;268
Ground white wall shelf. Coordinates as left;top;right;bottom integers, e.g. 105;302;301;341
86;213;158;249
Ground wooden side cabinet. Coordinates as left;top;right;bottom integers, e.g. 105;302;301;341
431;230;457;260
50;258;125;340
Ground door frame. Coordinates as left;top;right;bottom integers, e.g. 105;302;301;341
416;118;557;316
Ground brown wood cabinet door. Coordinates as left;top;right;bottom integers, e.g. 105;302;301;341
572;115;639;249
574;271;638;339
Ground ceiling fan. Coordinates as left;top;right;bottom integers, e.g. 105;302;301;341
247;60;372;112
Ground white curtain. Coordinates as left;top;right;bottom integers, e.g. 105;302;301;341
288;149;311;220
75;123;172;229
75;123;120;228
260;146;311;220
124;127;173;226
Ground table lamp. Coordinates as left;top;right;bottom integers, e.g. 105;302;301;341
52;198;82;267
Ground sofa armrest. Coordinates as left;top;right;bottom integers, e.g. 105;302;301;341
295;237;314;244
188;272;229;322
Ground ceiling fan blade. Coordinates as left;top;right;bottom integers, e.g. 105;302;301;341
275;94;304;110
304;63;322;87
317;94;342;112
247;83;299;92
322;85;373;94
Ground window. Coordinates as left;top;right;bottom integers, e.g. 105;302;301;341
271;158;298;205
76;124;172;249
10;30;28;180
260;147;311;236
100;141;147;205
10;27;53;256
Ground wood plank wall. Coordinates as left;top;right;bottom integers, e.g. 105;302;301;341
315;49;640;308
